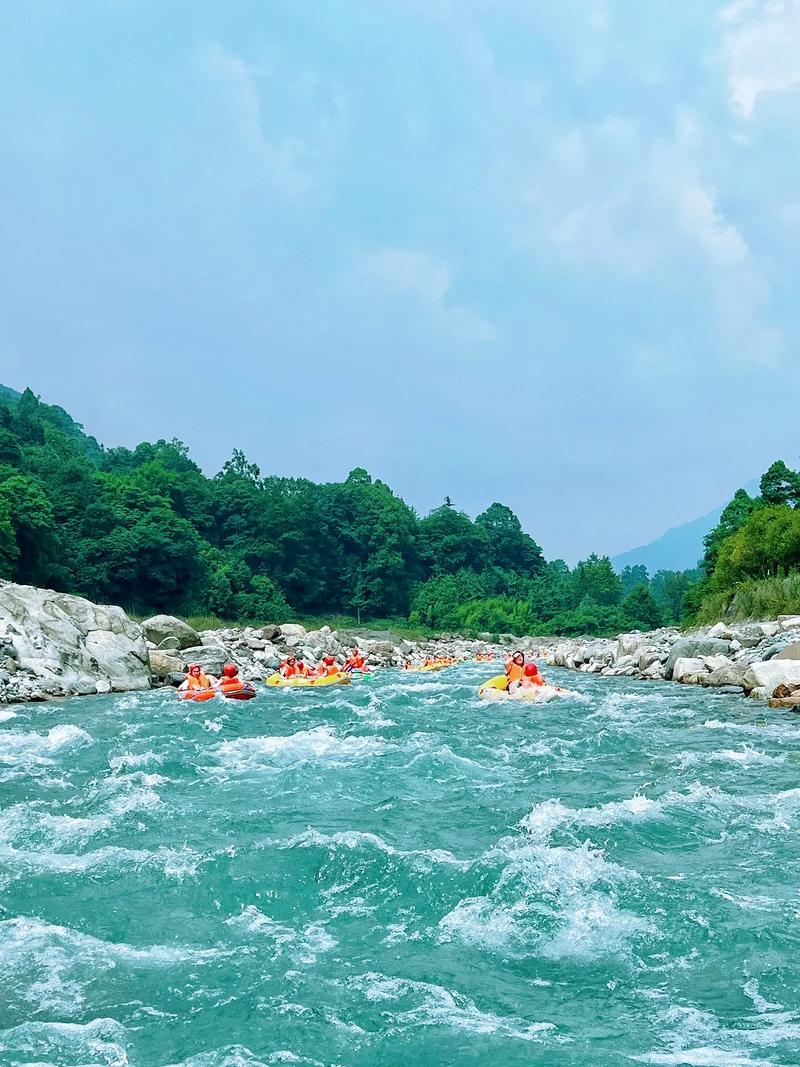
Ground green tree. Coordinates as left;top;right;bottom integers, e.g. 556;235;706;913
620;564;649;595
475;502;544;575
760;460;800;508
620;584;662;630
702;488;758;576
572;554;622;606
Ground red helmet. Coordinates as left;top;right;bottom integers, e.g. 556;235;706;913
524;663;539;677
324;656;335;665
188;663;200;673
222;663;238;677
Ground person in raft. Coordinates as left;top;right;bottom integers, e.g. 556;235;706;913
520;662;545;689
504;650;526;692
313;655;341;678
280;655;305;678
178;662;217;694
342;648;366;673
219;662;246;691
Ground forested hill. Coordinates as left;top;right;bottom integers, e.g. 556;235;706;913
0;386;700;635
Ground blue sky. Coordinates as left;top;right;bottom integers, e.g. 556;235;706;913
1;0;798;561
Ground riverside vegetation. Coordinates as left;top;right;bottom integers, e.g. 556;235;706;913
1;386;800;637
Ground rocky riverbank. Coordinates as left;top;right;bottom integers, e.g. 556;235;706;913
543;617;800;707
142;613;503;685
0;580;505;704
0;581;150;703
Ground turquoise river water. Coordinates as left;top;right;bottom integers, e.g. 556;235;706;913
2;663;800;1066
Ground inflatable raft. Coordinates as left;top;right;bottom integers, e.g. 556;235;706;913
266;672;351;689
219;681;257;701
477;675;577;702
179;688;216;702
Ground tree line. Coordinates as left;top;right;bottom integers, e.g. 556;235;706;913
0;387;698;635
692;459;800;622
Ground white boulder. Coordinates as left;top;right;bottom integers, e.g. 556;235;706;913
0;581;151;694
743;660;800;694
672;657;708;683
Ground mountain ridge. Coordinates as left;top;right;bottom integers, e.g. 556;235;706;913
611;479;760;575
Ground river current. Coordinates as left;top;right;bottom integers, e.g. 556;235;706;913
2;663;800;1066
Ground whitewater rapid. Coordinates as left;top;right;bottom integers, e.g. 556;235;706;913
2;665;800;1066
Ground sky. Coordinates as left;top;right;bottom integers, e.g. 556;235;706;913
1;0;798;562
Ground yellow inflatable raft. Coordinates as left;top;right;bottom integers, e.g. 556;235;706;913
406;663;449;673
477;675;575;702
267;672;351;689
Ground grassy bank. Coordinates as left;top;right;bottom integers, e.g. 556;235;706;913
697;573;800;624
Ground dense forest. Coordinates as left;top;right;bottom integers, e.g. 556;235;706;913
1;387;792;635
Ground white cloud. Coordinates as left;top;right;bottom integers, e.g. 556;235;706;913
196;43;347;198
722;0;800;118
518;108;780;364
361;248;496;344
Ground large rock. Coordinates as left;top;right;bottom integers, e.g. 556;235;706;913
743;660;800;694
279;624;307;640
672;657;708;683
141;614;200;650
778;615;800;631
181;645;229;676
665;638;731;679
701;663;749;689
149;650;185;678
0;581;151;694
776;642;800;660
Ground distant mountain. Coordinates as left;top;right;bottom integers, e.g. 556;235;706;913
611;479;760;575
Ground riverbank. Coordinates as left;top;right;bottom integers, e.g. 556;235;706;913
4;578;800;710
542;617;800;707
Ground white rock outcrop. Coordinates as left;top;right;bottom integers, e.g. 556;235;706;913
0;581;151;699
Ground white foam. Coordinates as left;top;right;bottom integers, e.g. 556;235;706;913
282;827;466;868
0;1017;129;1066
632;1050;775;1066
348;972;556;1042
108;750;162;772
225;906;336;964
0;724;93;766
0;708;17;721
214;726;387;772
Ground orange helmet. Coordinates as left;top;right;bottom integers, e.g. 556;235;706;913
222;663;238;677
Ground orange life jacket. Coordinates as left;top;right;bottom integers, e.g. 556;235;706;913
187;671;211;690
506;662;525;683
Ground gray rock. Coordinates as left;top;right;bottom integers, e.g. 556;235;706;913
717;685;745;695
665;639;731;679
141;614;200;650
0;581;150;695
701;663;749;689
279;624;307;640
181;645;229;676
672;657;708;683
149;650;186;678
776;642;800;660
